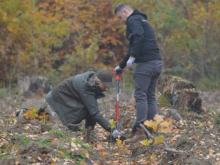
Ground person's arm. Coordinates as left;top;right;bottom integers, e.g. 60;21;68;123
118;54;130;69
117;17;144;69
79;90;111;132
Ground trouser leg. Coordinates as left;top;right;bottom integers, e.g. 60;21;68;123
84;116;97;143
147;73;160;120
134;72;151;128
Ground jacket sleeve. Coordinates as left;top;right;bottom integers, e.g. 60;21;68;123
127;16;145;58
79;90;111;132
119;54;130;69
118;17;145;69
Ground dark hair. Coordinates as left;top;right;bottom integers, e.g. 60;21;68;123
114;3;126;14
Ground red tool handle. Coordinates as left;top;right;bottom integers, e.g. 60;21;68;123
112;69;122;122
112;69;122;81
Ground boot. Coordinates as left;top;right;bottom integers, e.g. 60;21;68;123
124;127;146;144
67;124;81;132
84;127;97;143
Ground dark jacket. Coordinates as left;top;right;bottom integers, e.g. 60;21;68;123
119;10;161;69
45;71;111;132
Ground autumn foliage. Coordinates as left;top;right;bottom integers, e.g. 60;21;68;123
0;0;220;86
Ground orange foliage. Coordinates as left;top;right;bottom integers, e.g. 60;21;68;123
0;0;219;84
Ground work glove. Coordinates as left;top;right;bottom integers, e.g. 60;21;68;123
107;129;121;143
126;56;135;68
112;129;122;139
107;129;126;143
114;65;123;75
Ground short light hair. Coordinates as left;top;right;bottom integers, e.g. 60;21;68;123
114;3;132;14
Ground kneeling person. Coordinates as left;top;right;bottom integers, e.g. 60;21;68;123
45;70;112;142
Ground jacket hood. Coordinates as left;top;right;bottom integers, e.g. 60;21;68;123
128;10;148;20
86;72;105;99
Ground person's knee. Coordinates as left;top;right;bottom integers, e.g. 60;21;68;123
147;93;156;102
135;89;147;101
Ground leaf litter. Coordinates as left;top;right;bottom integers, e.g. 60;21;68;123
0;93;220;164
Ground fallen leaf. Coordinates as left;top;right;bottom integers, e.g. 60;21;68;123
158;119;172;133
116;138;123;147
154;115;164;124
153;135;165;144
109;119;116;129
140;139;153;146
144;120;158;132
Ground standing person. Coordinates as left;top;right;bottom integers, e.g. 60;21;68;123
45;70;116;143
114;4;163;143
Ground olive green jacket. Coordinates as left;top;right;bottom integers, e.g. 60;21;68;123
46;71;111;132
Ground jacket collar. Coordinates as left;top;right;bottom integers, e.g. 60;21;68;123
126;9;148;23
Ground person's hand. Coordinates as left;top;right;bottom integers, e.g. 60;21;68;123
107;129;126;143
126;56;135;68
112;129;122;138
114;65;123;75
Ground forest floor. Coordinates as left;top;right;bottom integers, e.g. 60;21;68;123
0;91;220;165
